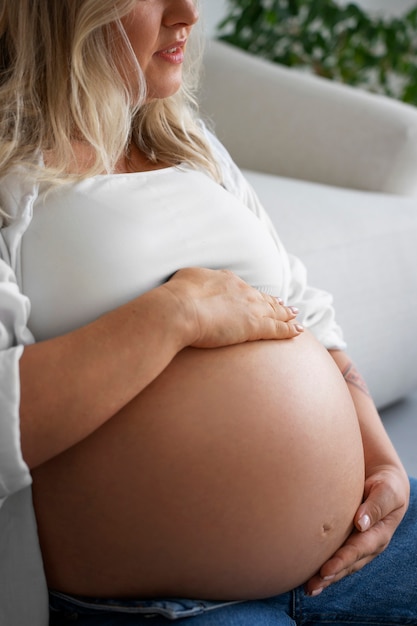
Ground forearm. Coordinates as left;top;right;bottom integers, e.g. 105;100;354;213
20;284;190;469
329;350;407;477
19;267;300;469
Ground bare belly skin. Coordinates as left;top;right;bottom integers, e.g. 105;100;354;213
32;331;365;601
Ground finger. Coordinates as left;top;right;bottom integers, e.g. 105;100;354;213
306;521;394;595
265;295;300;322
355;477;404;532
269;297;304;337
273;319;304;339
306;545;378;596
305;552;375;596
321;528;385;575
254;316;303;341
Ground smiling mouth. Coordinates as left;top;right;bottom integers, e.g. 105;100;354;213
159;40;186;54
155;42;186;64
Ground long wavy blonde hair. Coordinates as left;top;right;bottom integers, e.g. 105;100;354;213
0;0;220;184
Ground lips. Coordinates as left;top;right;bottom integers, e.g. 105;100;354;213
155;40;186;64
157;40;186;55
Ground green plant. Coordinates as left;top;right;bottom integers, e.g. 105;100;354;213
217;0;417;105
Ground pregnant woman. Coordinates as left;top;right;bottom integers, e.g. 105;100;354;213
0;1;415;625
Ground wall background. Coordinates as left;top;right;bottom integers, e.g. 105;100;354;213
201;0;417;37
200;0;227;36
342;0;417;15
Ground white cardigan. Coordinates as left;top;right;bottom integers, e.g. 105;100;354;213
0;133;345;625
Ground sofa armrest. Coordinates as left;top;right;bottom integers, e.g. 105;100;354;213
200;39;417;196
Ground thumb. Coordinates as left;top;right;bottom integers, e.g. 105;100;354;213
354;481;381;532
354;478;392;532
355;510;372;532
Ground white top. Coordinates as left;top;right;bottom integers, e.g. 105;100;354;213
22;167;286;340
0;130;345;625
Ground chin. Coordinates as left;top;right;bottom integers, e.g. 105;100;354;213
146;76;184;101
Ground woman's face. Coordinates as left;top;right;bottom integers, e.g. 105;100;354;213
120;0;199;100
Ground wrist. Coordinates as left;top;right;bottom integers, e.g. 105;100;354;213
156;282;199;350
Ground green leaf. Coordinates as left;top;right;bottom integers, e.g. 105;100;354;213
216;0;417;106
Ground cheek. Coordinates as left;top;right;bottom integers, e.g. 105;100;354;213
121;9;159;69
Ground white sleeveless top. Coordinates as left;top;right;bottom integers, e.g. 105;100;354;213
21;167;286;341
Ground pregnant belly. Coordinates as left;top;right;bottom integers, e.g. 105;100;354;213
32;332;365;601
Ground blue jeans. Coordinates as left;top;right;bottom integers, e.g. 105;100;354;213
49;477;417;625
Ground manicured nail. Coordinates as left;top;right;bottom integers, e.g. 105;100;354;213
289;306;299;314
309;587;324;597
358;514;371;532
275;296;284;304
294;324;304;332
323;574;335;581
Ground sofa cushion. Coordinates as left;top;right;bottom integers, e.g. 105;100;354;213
243;169;417;409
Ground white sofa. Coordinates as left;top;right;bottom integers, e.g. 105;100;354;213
199;39;417;444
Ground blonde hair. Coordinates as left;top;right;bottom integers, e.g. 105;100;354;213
0;0;220;185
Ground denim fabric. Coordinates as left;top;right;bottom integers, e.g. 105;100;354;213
49;478;417;626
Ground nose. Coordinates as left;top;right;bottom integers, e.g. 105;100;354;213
164;0;199;29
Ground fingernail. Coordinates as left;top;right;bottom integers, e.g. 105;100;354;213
289;306;299;314
309;587;324;597
294;324;304;332
358;514;371;532
275;297;284;304
323;574;335;581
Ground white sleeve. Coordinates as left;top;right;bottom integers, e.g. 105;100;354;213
0;214;35;506
204;126;347;350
